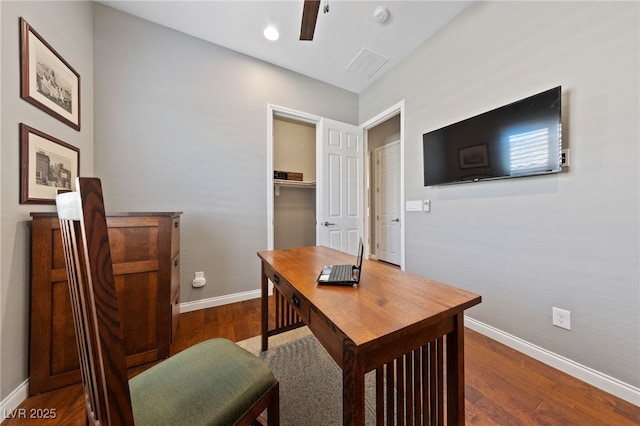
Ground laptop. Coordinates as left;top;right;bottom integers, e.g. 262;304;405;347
317;238;364;286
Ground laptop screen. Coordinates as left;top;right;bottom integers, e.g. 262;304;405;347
356;238;364;268
354;237;364;281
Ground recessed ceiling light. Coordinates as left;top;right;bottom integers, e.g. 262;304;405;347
264;26;279;41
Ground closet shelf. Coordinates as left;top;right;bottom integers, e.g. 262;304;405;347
274;179;316;188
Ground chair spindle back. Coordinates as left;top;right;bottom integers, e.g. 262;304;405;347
56;177;135;425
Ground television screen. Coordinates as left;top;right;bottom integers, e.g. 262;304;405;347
423;86;562;186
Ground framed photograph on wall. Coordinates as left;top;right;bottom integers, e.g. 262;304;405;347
20;123;80;204
458;144;489;169
20;17;81;130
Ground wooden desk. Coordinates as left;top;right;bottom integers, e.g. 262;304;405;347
258;246;481;425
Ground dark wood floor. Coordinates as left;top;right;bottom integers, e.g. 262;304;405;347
4;297;638;425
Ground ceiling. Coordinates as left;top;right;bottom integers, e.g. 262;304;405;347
98;1;473;93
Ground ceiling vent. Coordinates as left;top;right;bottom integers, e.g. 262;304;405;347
346;48;389;79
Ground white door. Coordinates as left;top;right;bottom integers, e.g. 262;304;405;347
375;141;401;265
318;118;363;255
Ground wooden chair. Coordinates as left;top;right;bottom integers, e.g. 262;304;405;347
55;177;279;426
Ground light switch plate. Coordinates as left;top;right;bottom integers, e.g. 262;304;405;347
406;200;423;211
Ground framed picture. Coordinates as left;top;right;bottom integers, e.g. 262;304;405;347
458;144;489;169
20;17;81;130
20;123;80;204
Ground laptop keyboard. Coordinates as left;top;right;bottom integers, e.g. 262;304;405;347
329;265;353;281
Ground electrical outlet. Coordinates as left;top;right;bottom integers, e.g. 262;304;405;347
192;271;206;288
552;307;571;330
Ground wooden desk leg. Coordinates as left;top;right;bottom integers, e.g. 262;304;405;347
446;312;465;425
343;340;365;426
261;264;269;352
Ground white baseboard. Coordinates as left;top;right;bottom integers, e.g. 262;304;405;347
179;289;262;313
1;379;29;420
5;302;636;417
465;316;640;407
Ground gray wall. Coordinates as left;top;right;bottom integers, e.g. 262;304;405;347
360;1;639;387
93;4;358;302
1;0;637;406
0;1;94;400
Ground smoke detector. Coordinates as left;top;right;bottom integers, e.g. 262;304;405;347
373;6;390;24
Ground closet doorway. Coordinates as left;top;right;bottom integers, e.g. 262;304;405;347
267;105;364;255
272;115;317;249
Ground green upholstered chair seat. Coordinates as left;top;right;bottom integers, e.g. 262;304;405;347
129;338;276;426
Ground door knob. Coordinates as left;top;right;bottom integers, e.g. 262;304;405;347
392;218;400;222
323;221;336;226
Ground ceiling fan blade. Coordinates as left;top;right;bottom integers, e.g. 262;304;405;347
300;0;321;40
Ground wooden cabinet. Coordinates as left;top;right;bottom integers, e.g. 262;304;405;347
29;212;182;395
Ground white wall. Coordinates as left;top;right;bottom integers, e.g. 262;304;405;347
0;0;94;402
360;1;639;389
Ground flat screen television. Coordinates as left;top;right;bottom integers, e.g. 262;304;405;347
423;86;562;186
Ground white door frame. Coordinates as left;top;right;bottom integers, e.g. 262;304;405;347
361;100;406;270
266;104;321;250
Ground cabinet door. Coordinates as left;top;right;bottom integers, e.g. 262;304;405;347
109;220;165;365
114;272;160;364
29;213;178;395
49;272;82;377
30;220;82;395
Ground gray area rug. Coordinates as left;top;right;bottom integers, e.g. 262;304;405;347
237;327;377;425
